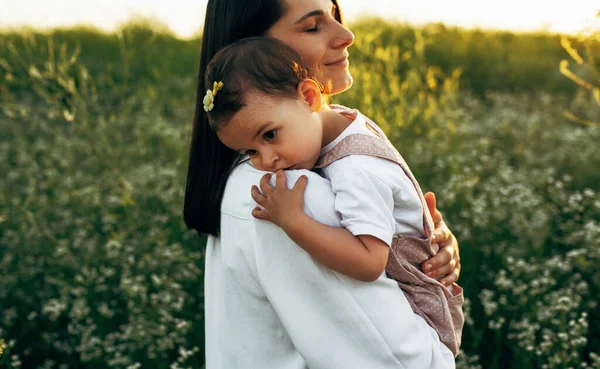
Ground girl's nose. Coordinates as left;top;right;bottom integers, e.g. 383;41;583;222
262;150;280;171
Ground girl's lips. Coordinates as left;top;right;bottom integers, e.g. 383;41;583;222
286;163;307;170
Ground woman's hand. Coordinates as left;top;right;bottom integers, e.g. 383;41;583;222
251;171;309;230
422;192;461;286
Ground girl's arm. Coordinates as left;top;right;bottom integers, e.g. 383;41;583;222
251;171;388;282
287;215;389;282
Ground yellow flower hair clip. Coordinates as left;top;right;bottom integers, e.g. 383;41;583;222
203;81;224;112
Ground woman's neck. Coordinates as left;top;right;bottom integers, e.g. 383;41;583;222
319;108;354;147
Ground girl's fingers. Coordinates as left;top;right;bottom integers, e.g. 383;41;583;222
292;175;308;193
251;185;267;207
259;173;274;194
251;207;268;220
275;170;287;190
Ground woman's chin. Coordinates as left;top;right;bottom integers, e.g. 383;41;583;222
330;73;353;95
319;69;353;95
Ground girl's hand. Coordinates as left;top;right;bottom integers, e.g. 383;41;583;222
422;192;461;286
251;170;309;230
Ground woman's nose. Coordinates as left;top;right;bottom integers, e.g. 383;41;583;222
332;23;355;49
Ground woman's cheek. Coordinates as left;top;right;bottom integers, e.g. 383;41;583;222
300;48;321;72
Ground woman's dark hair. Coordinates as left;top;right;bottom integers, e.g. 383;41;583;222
184;0;344;236
204;37;317;131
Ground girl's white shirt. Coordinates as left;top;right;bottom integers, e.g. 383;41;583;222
319;105;456;294
319;107;425;248
204;162;455;368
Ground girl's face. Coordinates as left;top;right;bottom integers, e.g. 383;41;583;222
216;88;324;172
268;0;355;95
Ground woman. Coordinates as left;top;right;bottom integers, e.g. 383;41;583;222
185;0;461;367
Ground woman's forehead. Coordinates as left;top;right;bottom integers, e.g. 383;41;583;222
280;0;334;21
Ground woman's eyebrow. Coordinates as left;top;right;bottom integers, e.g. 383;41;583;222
295;10;324;24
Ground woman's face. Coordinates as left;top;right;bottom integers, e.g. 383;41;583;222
268;0;355;95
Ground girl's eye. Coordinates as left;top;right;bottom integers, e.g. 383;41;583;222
263;130;276;141
246;150;257;156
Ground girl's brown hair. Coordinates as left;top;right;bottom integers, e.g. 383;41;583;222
204;37;318;131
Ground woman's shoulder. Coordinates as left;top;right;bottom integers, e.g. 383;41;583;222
222;163;338;223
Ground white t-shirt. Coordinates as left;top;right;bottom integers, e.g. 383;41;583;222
319;107;426;247
204;163;455;368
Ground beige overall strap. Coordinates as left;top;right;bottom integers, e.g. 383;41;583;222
315;134;401;169
315;132;434;237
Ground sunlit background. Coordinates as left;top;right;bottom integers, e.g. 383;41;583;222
1;0;598;37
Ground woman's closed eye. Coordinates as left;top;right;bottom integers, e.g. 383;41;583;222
303;4;339;33
305;24;320;33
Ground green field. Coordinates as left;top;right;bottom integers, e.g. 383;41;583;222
1;18;599;368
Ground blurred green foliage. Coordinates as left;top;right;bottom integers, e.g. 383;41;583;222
1;17;600;368
559;12;600;127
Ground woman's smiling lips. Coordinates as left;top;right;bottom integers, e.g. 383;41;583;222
325;56;349;67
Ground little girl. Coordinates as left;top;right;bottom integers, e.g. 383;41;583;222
204;37;464;356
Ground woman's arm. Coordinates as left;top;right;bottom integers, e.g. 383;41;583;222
251;171;388;282
422;192;461;286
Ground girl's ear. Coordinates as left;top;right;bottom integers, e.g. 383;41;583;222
297;79;323;112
